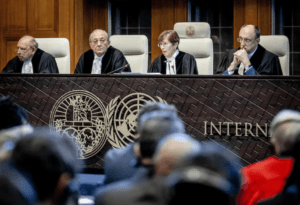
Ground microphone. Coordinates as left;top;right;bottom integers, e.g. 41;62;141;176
107;64;129;74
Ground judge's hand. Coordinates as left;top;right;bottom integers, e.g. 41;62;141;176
228;55;240;72
233;49;251;66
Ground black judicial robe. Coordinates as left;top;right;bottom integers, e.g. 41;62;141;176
74;46;131;74
216;44;282;75
2;49;59;74
148;51;198;74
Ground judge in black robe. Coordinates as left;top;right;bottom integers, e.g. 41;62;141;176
148;30;198;75
74;46;130;74
2;49;59;74
148;51;198;74
216;44;282;75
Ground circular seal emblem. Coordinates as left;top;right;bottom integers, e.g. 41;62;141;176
49;90;107;159
105;93;166;148
186;25;195;37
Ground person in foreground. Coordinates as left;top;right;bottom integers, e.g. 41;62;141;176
217;24;282;75
102;102;182;185
0;127;82;205
148;30;198;75
94;133;202;205
74;29;131;74
166;142;241;205
2;36;59;73
236;109;300;205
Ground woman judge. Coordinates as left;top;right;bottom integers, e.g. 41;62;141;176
148;30;198;75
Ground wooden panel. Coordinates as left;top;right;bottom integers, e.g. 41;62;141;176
6;41;18;63
28;0;59;36
258;0;271;35
174;0;187;24
151;0;175;62
34;0;56;31
244;0;258;25
6;0;27;31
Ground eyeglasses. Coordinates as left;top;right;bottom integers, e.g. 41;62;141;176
15;47;32;53
92;39;107;45
158;42;171;48
237;37;255;45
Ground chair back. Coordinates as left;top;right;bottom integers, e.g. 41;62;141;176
109;35;148;73
174;22;213;75
35;38;70;74
259;35;289;76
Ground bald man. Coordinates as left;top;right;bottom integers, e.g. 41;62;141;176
2;36;59;73
217;24;282;75
75;29;131;74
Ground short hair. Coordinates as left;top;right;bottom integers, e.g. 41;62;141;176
240;24;261;39
158;30;180;46
138;110;185;158
11;127;82;201
136;102;178;134
0;96;28;131
89;29;109;42
21;35;38;49
270;109;300;156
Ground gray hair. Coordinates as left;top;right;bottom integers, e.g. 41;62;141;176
270;109;300;156
241;24;261;39
21;35;38;49
89;29;109;42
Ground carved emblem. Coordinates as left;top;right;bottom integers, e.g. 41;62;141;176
50;91;167;159
186;25;195;37
105;93;166;148
49;90;107;159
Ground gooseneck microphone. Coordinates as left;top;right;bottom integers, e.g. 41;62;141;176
107;64;129;74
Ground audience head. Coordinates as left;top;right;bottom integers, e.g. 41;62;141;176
0;96;28;131
136;102;179;134
153;133;201;176
89;29;110;57
135;103;185;165
158;30;180;58
165;142;241;205
238;24;260;54
269;109;300;158
17;36;38;62
9;126;82;204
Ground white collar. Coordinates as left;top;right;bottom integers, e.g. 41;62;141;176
94;52;105;60
248;46;258;60
24;57;32;64
166;49;179;61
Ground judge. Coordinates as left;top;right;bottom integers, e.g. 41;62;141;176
75;29;131;74
2;36;59;73
217;24;282;75
148;30;198;75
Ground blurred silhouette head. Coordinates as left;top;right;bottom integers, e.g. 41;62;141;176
165;142;242;205
0;96;28;131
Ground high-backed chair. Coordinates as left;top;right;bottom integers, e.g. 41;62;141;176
174;22;213;75
35;38;70;74
259;35;289;76
109;35;148;73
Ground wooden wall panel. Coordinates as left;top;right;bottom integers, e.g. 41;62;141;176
151;0;187;62
258;0;271;36
234;0;271;48
6;0;27;31
34;0;56;31
6;41;18;63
